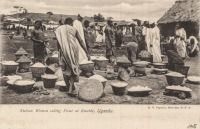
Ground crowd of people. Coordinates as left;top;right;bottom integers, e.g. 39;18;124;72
29;14;199;96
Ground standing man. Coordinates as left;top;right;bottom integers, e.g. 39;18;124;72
134;20;144;56
115;25;123;49
149;22;162;63
104;19;114;62
55;18;90;96
73;14;88;63
83;20;91;53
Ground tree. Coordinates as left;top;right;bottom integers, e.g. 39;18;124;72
0;14;6;22
47;12;53;18
94;13;105;22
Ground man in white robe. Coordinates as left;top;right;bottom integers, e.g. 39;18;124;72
149;22;162;62
142;21;151;53
73;14;88;64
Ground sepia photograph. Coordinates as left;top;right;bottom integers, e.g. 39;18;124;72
0;0;200;105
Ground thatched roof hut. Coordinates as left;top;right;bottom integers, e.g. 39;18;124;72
158;0;200;38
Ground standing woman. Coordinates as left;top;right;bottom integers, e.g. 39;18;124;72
31;20;48;64
115;26;123;49
104;19;114;62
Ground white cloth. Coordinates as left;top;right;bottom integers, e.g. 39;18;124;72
102;26;106;43
73;20;88;64
174;37;187;58
176;28;187;41
188;36;199;53
149;26;162;62
143;27;151;54
96;33;103;43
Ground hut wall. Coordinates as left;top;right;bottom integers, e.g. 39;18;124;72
159;21;199;38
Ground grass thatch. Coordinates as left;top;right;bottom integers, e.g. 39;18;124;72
158;0;200;24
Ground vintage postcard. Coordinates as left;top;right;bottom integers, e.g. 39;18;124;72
0;0;200;128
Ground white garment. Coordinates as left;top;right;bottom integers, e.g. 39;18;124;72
174;37;187;58
143;27;151;54
176;28;187;41
73;20;88;64
102;26;106;43
188;36;199;53
96;33;103;43
149;26;162;62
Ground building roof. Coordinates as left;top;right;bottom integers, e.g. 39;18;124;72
158;0;200;24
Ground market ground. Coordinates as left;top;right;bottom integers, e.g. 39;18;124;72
0;31;200;104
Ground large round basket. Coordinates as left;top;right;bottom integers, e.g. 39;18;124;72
165;73;185;85
79;62;94;74
174;65;190;77
13;80;35;93
18;62;31;72
140;56;153;63
96;60;108;71
111;82;128;96
116;62;130;69
118;67;130;81
30;67;46;79
42;74;58;88
134;66;146;75
153;63;166;69
2;63;18;75
78;79;104;102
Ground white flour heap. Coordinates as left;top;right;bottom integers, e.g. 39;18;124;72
128;86;152;92
166;72;184;77
2;61;18;65
42;74;58;79
97;56;108;61
80;60;93;65
111;82;128;87
31;62;46;68
89;75;107;82
56;81;66;86
14;80;35;86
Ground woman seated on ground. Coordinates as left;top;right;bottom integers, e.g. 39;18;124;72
127;36;138;65
165;38;184;71
187;36;199;57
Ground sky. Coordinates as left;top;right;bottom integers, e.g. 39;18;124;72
0;0;176;21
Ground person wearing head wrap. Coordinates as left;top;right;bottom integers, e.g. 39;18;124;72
174;23;188;59
54;17;90;96
126;36;138;64
165;38;184;71
73;14;88;64
104;19;115;62
142;21;150;52
187;36;199;57
31;20;48;64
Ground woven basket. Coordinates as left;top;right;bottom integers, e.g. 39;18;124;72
96;60;108;71
14;80;35;93
111;82;128;96
153;63;166;69
141;56;153;63
2;64;18;75
78;79;104;102
42;74;58;88
134;66;146;75
174;65;190;77
118;67;130;81
18;62;31;72
30;67;46;79
79;63;94;73
116;62;130;69
165;74;184;85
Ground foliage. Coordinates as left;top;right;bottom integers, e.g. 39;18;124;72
94;13;105;22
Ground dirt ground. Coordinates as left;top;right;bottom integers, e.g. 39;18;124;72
0;30;200;104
